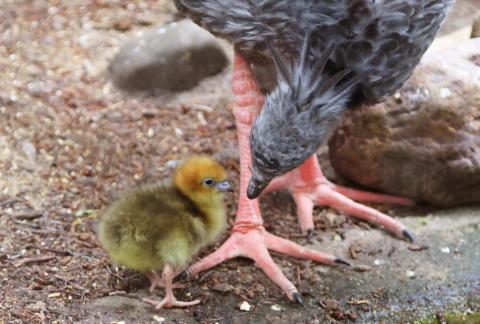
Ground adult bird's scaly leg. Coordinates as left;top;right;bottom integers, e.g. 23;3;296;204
180;53;349;303
265;155;415;241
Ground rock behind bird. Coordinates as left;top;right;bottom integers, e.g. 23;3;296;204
329;38;480;207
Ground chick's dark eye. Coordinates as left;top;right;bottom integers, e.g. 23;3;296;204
203;178;215;186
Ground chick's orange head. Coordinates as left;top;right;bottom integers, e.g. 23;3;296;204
174;156;230;196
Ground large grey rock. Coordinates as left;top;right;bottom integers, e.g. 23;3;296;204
109;19;228;93
329;38;480;207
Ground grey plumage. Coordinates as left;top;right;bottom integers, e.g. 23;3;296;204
174;0;454;197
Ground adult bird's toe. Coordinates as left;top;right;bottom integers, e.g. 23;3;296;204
175;269;192;282
334;257;351;267
402;229;415;243
306;229;315;242
292;292;304;306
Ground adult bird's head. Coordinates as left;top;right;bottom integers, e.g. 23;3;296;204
247;32;360;199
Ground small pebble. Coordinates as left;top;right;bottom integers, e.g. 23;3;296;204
440;247;450;254
48;292;61;298
406;270;416;279
332;234;342;241
439;87;452;98
408;244;429;251
212;283;234;292
26;301;46;311
153;315;165;323
316;265;330;274
239;301;251;311
142;108;157;118
174;127;183;136
146;128;155;138
197;112;207;125
353;265;372;272
271;304;282;312
373;259;384;266
165;160;178;169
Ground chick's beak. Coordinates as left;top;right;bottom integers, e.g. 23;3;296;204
215;180;233;192
247;176;270;199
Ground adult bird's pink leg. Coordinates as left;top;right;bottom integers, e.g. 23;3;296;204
266;155;415;241
179;52;349;303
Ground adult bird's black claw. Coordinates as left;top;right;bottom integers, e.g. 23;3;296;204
176;269;191;282
335;257;351;267
306;229;315;242
292;292;304;306
402;229;415;243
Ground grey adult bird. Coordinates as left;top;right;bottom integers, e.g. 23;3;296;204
174;0;453;303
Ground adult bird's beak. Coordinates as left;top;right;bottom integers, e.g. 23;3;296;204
247;176;270;199
216;180;233;192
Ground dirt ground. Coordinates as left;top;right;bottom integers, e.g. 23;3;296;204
0;1;479;323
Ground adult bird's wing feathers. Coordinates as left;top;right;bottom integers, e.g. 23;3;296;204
174;0;453;105
265;39;295;93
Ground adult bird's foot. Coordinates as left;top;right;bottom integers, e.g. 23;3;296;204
264;155;415;242
143;296;200;309
178;223;350;302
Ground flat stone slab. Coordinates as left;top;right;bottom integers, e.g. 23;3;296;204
79;206;480;323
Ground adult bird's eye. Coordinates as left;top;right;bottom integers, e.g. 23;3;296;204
203;178;215;186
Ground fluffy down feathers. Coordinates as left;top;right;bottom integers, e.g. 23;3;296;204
98;156;230;272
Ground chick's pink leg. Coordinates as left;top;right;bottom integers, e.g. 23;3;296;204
143;264;199;309
266;155;415;241
180;53;348;303
145;271;184;293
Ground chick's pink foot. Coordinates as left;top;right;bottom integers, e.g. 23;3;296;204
178;53;348;303
265;155;415;241
143;265;199;309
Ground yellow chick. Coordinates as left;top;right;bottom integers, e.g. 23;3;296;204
98;156;231;308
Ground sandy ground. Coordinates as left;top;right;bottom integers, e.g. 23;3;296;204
0;0;479;323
